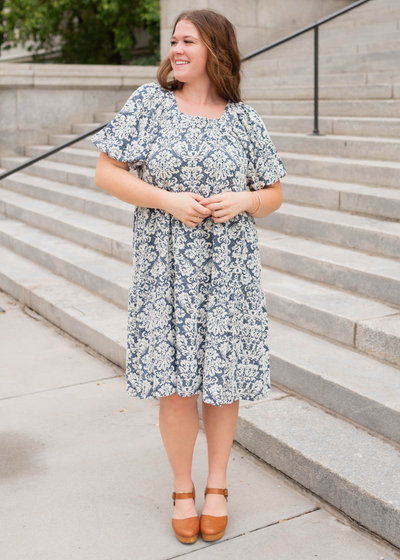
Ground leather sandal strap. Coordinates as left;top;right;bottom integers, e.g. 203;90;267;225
204;487;228;499
172;485;196;505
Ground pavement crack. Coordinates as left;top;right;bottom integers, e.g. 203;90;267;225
163;508;320;558
0;374;122;401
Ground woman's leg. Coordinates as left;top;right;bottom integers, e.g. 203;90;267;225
159;392;200;519
201;399;240;516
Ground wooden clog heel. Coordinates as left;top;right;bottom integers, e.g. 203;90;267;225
200;486;228;542
171;483;199;544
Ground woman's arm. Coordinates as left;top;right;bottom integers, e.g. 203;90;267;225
246;180;283;219
94;152;171;211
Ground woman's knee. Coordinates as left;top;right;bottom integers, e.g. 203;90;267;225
160;392;199;412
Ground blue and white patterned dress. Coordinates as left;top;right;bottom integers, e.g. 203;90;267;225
91;81;287;407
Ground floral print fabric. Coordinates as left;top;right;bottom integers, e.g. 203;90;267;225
91;82;287;406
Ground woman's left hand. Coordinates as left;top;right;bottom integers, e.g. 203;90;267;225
199;191;252;223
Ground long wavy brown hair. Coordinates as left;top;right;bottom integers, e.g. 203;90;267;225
157;9;243;103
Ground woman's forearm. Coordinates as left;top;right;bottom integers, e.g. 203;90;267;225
246;182;283;219
94;159;171;211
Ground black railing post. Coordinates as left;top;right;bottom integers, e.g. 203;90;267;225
312;25;321;136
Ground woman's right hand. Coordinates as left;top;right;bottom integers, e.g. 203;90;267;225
163;192;212;228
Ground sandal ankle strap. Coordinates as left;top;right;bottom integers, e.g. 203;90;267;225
172;484;196;505
204;486;228;501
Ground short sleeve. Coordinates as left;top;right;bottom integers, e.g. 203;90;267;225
90;82;160;172
241;104;287;191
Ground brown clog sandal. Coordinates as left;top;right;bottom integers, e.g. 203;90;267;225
200;486;228;542
171;483;200;544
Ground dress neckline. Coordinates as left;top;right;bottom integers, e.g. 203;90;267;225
168;88;230;122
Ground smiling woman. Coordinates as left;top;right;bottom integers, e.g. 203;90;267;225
90;7;287;547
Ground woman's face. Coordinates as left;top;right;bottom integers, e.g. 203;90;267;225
169;19;208;83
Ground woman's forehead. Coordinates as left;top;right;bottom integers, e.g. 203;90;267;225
173;20;200;37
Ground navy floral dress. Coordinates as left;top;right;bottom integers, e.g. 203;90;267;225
91;82;287;407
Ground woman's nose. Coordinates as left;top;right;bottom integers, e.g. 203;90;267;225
173;42;184;53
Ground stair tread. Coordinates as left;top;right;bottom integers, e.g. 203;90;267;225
281;174;400;197
0;214;132;284
1;168;130;209
276;202;400;235
0;245;127;343
261;267;397;321
0;187;132;243
239;395;400;506
257;228;400;280
271;131;400;144
269;318;400;410
261;115;400;123
279;150;400;167
1;155;95;176
26;144;98;157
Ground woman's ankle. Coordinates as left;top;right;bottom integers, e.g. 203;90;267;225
206;479;227;489
173;479;194;493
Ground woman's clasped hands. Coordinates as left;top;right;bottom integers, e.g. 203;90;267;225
165;191;252;228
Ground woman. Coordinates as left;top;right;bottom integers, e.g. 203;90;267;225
91;8;287;545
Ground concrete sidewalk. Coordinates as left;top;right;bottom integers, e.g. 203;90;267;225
1;288;399;560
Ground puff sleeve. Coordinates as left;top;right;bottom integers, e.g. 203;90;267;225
90;82;160;172
240;103;287;191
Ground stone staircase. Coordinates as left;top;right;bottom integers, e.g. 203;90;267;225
1;0;400;550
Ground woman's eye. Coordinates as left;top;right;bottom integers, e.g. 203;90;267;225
170;40;193;45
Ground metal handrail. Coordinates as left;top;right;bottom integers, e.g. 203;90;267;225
242;0;372;135
0;0;373;181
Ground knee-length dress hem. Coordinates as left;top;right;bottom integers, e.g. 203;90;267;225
90;82;287;408
126;386;271;407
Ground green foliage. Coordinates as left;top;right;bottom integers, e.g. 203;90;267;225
0;0;160;65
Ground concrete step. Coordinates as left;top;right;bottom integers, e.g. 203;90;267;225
0;215;131;309
1;245;399;550
0;187;133;262
0;245;127;368
271;131;400;161
243;72;368;87
23;144;98;169
250;36;400;59
345;0;399;15
267;319;400;445
262;202;400;259
246;99;400;117
242;68;400;87
245;48;400;76
241;84;393;101
260;115;400;138
262;267;400;367
280;174;400;220
257;228;400;307
236;391;400;550
0;156;98;190
273;37;400;58
279;150;400;188
0;169;134;226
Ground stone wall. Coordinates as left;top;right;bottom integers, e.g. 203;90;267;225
0;64;157;157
